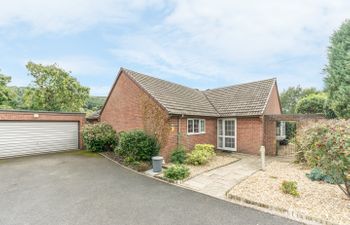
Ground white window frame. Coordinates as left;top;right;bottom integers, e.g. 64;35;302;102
217;118;237;151
187;118;206;135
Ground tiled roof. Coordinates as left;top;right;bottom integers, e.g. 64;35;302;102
123;68;219;117
122;68;276;117
204;79;276;116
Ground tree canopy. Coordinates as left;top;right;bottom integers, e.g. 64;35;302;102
0;70;16;109
324;20;350;119
280;86;318;114
295;93;327;114
23;62;90;112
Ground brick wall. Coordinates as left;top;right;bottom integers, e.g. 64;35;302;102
263;119;277;155
101;71;149;131
0;111;85;149
236;117;263;155
162;116;265;160
264;83;282;115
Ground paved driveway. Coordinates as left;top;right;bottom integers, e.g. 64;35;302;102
0;151;301;225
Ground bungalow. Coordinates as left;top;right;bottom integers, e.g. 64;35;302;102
100;68;282;161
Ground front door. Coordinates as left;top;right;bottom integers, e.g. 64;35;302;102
217;118;237;151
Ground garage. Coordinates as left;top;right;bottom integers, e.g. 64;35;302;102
0;110;85;158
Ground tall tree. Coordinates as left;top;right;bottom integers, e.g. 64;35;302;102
324;20;350;119
280;86;318;114
0;70;16;109
23;62;90;112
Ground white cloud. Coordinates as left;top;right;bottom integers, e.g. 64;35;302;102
166;0;350;61
110;0;350;90
27;55;114;76
0;0;164;33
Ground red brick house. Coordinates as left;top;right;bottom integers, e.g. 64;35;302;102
100;68;282;161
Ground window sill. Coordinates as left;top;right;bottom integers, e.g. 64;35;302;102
187;133;206;136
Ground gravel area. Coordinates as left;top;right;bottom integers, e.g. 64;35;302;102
228;161;350;225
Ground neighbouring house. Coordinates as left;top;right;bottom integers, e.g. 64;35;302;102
100;67;282;161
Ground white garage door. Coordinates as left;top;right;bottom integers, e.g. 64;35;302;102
0;121;79;158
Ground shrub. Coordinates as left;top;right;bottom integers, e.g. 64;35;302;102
115;130;160;161
185;144;216;166
164;164;190;180
306;167;343;184
281;181;300;197
82;123;117;152
295;93;327;114
170;146;187;164
126;160;151;172
295;120;350;198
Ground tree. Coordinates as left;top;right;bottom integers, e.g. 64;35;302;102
23;62;90;112
280;86;318;114
324;20;350;119
84;96;106;112
295;93;327;114
0;70;16;109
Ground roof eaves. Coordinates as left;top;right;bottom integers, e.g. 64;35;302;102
93;68;123;116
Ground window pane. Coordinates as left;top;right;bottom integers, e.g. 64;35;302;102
188;120;193;133
225;120;234;136
194;119;199;133
218;137;223;148
225;137;235;148
218;119;223;135
200;120;205;133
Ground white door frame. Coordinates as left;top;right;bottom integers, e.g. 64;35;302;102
217;118;237;151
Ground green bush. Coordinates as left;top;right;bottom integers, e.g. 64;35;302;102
295;93;327;114
164;164;190;180
82;123;117;152
295;120;350;198
185;144;216;166
115;130;160;161
306;167;343;184
170;146;187;164
281;181;300;197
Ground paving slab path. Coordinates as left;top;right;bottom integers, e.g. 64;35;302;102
182;153;274;198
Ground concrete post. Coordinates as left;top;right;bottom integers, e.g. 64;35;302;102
260;146;266;171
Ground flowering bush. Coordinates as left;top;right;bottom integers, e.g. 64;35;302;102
294;120;350;198
185;144;216;165
82;123;117;152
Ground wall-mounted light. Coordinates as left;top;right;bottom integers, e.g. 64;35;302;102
33;114;39;118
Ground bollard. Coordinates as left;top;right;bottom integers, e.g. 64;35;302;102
260;146;266;171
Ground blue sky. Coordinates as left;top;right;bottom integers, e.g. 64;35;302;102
0;0;349;96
